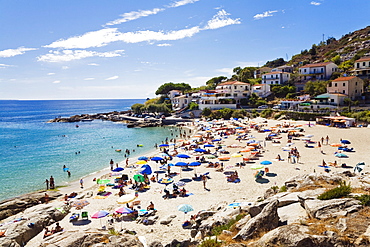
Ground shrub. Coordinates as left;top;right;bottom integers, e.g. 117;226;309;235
280;185;288;192
355;194;370;206
211;214;246;236
318;181;351;200
199;238;222;247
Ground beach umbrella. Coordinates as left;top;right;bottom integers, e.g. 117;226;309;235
133;174;145;182
212;139;222;142
158;178;173;184
335;153;348;158
231;153;243;158
91;210;109;219
218;156;230;161
178;204;194;214
194;148;206;153
136;160;147;165
250;164;264;170
188;161;201;167
175;181;186;187
115;207;134;214
206;155;217;159
174;162;188;167
97;179;111;184
140;164;152;175
341;140;351;144
204;144;214;147
71;199;90;210
330;143;343;147
117;193;137;204
354;162;365;173
159;144;169;147
305;134;314;138
112;167;124;172
151;157;164;161
176;154;191;159
260;160;272;165
138;156;148;161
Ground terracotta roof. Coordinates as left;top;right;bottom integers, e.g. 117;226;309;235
263;72;290;75
332;76;357;82
253;84;264;86
300;62;334;68
356;57;370;62
218;80;249;86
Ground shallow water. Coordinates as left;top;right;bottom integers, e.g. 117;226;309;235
0;99;175;202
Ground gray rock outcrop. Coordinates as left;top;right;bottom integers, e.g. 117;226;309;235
233;200;279;241
304;198;362;219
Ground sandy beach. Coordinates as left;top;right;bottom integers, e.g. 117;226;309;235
24;118;370;246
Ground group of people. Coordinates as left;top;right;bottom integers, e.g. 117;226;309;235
44;176;55;190
43;223;63;238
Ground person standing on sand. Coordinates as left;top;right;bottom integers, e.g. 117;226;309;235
80;178;84;188
126;158;129;167
110;159;114;170
202;175;207;189
326;135;330;145
44;179;49;190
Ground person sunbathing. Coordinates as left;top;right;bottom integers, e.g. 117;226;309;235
329;161;338;167
52;223;63;234
147;201;155;211
180;188;187;197
43;228;53;238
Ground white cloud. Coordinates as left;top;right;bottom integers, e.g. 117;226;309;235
216;67;234;76
0;47;38;57
47;72;55;75
253;10;278;20
105;8;164;26
62;66;69;70
37;49;124;62
204;10;241;30
168;0;200;8
52;80;61;84
105;76;119;80
157;43;172;47
310;1;321;5
84;78;95;80
0;63;13;68
88;63;100;66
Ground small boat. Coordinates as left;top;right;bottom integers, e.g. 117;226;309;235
115;149;122;152
81;119;93;122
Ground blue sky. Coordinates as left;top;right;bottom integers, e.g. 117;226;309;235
0;0;369;100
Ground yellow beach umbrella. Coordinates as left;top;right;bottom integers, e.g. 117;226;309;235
137;160;147;165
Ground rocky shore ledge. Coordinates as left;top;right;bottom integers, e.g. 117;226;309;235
2;171;370;246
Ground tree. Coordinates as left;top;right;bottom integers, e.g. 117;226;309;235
270;85;296;98
131;103;145;114
205;76;227;89
188;102;199;110
331;55;341;65
304;80;328;96
338;60;354;73
264;58;286;68
201;108;212;117
231;66;256;83
343;98;353;112
155;82;191;95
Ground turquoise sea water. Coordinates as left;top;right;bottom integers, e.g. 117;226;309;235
0;99;175;202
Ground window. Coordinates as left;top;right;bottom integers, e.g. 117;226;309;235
276;81;279;84
271;75;273;78
357;63;360;68
356;81;358;85
328;82;332;87
331;99;334;102
335;83;337;87
321;68;324;72
363;62;366;66
355;89;358;93
233;93;237;97
343;90;345;94
304;69;307;73
343;83;345;87
313;69;316;73
234;86;237;89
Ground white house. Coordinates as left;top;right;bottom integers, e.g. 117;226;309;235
198;81;250;110
168;90;182;100
298;62;338;81
353;56;370;78
271;65;294;73
251;84;271;98
262;72;290;85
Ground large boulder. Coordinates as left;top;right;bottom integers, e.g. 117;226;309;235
278;202;307;225
41;230;144;247
285;173;343;191
0;191;62;221
0;203;69;247
233;200;279;241
160;215;177;225
198;207;241;236
253;225;333;247
303;198;362;219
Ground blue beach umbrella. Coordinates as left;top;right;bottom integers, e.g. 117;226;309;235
204;144;215;147
178;204;194;214
151;157;164;161
174;162;188;167
138;156;148;161
159;144;169;147
176;154;191;159
112;167;124;172
335;153;348;158
140;164;152;175
212;139;222;142
341;140;351;144
188;161;201;167
260;160;272;165
194;148;206;153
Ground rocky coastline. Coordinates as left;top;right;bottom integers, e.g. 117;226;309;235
3;171;370;246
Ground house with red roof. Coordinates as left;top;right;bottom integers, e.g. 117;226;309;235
327;76;364;100
296;62;338;92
